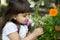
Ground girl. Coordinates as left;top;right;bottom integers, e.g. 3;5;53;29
1;0;43;40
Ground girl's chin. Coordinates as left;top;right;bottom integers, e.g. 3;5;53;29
21;22;26;25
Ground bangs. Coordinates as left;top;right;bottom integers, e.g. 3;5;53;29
8;1;34;14
15;2;34;13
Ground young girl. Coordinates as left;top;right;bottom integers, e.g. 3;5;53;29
2;0;43;40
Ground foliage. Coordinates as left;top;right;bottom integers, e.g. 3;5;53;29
29;0;60;40
0;5;8;17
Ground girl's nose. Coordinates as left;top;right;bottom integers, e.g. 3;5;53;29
26;16;29;20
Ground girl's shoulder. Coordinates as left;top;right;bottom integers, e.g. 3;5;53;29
5;22;17;27
6;22;16;26
3;22;17;30
2;22;18;35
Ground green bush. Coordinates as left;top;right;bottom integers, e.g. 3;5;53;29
0;5;8;17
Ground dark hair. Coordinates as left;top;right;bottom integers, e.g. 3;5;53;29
1;0;33;30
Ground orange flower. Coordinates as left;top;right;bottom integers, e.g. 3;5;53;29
55;26;60;31
49;8;58;16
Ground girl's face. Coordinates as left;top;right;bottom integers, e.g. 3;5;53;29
13;13;30;24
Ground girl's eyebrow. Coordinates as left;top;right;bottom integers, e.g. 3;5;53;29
23;13;30;15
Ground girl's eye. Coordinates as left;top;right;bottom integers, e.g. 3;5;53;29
23;15;26;17
23;13;30;17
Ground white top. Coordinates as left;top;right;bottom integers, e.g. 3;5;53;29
2;22;28;40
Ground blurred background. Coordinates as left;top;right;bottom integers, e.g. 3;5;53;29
0;0;60;40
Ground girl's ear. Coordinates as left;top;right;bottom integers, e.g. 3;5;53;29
13;15;17;20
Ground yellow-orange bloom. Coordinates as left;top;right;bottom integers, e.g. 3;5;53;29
49;8;58;16
55;26;60;31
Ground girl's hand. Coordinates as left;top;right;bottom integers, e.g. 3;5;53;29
21;28;44;40
33;27;44;36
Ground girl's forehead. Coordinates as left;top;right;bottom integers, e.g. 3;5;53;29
23;13;30;15
18;13;30;15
